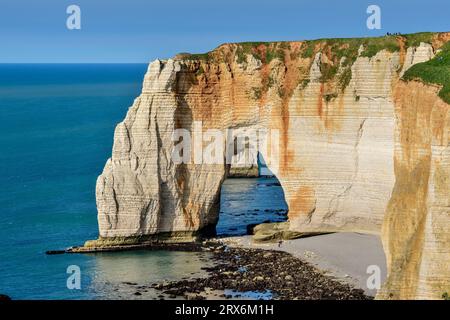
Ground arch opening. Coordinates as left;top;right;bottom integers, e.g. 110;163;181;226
212;154;387;298
215;152;288;237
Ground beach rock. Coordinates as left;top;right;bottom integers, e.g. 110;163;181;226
252;222;313;242
0;294;11;301
228;163;259;178
45;250;66;255
246;223;258;235
152;246;370;300
93;33;450;299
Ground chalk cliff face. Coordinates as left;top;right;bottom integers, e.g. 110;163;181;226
94;33;450;299
379;81;450;299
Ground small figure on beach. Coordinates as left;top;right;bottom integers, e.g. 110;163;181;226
278;240;283;248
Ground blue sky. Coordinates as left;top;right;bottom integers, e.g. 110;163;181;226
0;0;448;63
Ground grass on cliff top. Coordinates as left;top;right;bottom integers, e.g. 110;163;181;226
179;32;448;98
235;41;290;64
300;35;400;59
403;32;435;47
183;52;212;61
360;36;400;57
402;41;450;104
182;32;442;63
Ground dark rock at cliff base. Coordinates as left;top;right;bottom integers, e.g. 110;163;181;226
252;222;308;242
45;249;67;255
257;182;281;187
151;245;370;300
246;223;258;235
0;294;11;301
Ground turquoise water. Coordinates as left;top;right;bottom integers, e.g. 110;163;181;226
0;64;287;299
218;177;287;235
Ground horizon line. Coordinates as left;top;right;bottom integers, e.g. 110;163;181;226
0;62;151;64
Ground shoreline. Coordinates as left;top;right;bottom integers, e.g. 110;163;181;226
144;243;370;300
51;231;386;299
220;233;387;297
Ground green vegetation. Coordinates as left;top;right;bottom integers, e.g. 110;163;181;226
185;32;439;65
360;36;400;58
277;87;286;99
300;35;400;61
338;67;353;91
299;78;310;89
404;32;434;47
319;63;339;82
235;41;268;65
250;87;262;100
443;292;450;300
300;38;358;91
265;46;286;64
298;33;440;91
181;32;447;101
324;93;338;102
402;42;450;104
184;52;212;61
195;65;204;76
301;42;315;58
304;38;362;90
268;75;275;88
235;44;250;64
234;41;292;65
278;42;291;50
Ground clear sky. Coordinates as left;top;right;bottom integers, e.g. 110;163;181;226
0;0;448;63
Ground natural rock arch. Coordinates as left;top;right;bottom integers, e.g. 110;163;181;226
91;36;450;299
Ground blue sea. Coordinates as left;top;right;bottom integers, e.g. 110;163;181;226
0;64;287;300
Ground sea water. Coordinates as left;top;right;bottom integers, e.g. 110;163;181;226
0;64;287;299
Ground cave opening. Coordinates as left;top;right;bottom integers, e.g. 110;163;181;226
215;152;288;237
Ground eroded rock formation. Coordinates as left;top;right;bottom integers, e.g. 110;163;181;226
92;33;450;299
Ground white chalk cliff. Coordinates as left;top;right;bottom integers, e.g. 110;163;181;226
91;33;450;299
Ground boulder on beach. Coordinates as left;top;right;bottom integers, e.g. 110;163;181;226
252;222;322;242
0;294;11;301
